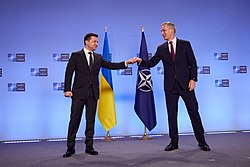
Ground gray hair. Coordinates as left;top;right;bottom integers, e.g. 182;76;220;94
162;21;176;33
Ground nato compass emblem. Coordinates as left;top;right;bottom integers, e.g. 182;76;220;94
137;69;153;92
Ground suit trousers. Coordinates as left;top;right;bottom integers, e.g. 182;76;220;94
66;87;97;149
165;79;206;144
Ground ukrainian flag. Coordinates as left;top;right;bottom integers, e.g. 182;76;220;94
98;30;116;131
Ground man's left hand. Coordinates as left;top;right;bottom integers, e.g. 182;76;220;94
188;80;196;91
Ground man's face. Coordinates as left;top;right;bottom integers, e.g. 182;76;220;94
85;36;98;51
161;25;174;41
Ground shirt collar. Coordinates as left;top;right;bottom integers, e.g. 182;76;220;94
83;47;93;55
168;37;177;44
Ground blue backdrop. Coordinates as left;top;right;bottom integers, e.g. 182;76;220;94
0;0;249;140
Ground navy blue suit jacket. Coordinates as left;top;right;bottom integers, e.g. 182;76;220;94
64;49;126;99
140;38;197;92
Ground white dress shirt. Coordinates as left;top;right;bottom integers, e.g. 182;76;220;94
83;47;94;66
168;37;177;54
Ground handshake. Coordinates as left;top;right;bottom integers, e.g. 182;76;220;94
126;57;142;65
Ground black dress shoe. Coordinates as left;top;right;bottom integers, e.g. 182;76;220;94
165;143;178;151
63;148;76;158
198;143;211;151
85;147;98;155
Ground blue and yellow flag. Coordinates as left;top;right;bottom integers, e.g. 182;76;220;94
134;28;157;131
98;30;116;131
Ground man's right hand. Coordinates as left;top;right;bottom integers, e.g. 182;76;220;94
134;57;142;64
64;91;73;97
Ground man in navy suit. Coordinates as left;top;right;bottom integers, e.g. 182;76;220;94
63;33;135;157
135;22;210;151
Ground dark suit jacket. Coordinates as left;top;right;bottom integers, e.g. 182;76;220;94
140;38;197;92
64;49;127;99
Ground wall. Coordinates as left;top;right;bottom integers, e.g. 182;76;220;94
0;0;249;140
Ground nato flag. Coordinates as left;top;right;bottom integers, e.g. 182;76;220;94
134;30;156;131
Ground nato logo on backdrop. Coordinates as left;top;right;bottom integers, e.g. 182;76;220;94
117;67;132;75
157;67;164;75
198;66;210;74
214;53;228;60
233;66;247;73
0;68;2;77
215;79;229;87
8;83;25;91
53;82;64;91
53;53;69;62
31;68;48;76
8;53;26;62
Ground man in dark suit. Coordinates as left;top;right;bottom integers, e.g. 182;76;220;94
63;33;135;157
135;22;210;151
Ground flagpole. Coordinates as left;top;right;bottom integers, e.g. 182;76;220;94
140;26;152;140
104;25;108;32
102;26;113;142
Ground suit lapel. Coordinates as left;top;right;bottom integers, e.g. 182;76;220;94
92;52;101;72
163;42;174;64
80;49;91;71
175;38;180;62
90;52;98;72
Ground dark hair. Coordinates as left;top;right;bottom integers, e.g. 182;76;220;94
84;33;98;45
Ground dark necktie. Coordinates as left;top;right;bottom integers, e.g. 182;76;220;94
88;52;93;69
169;41;175;62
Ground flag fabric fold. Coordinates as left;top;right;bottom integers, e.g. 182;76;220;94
98;31;116;131
134;31;157;131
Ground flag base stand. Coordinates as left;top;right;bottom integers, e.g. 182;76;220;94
139;126;152;140
139;134;152;140
103;131;113;142
103;136;112;142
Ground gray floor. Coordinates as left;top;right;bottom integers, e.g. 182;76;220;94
0;132;250;167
